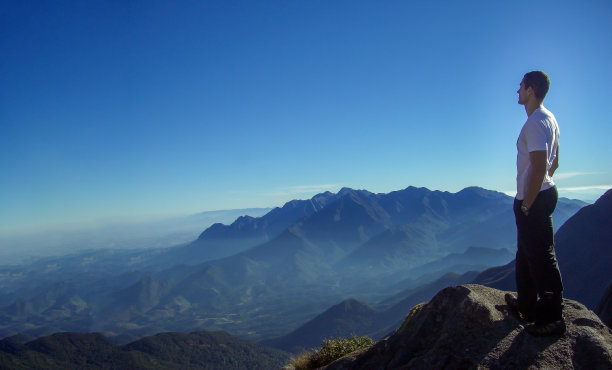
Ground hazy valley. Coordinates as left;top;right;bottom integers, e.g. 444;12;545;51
0;208;272;265
1;186;593;351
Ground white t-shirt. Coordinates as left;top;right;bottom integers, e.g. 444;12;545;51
516;106;560;200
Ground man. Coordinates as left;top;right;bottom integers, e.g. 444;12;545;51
505;71;565;336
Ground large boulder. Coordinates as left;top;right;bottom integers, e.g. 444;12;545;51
323;284;612;369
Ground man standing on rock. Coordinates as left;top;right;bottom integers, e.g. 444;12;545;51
505;71;565;336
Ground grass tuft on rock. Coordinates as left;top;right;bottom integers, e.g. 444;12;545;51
290;334;373;370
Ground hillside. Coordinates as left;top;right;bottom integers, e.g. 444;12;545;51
263;270;480;354
0;330;289;369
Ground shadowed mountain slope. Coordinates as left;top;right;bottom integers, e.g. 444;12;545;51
0;331;289;369
555;188;612;307
595;283;612;328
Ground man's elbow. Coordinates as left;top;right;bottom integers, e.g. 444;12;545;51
552;156;559;171
548;158;559;177
551;162;559;172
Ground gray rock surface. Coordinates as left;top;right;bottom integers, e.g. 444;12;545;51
323;284;612;370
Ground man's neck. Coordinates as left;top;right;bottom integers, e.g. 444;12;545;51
524;99;542;117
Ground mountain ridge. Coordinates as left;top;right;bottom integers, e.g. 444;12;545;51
0;186;587;343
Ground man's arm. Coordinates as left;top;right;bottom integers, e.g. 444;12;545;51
548;146;559;177
522;150;548;213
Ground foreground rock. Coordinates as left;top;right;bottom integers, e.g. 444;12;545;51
323;284;612;369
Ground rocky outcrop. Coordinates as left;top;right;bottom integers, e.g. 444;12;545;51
323;284;612;369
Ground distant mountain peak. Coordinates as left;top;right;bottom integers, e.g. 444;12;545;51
456;186;507;199
330;298;373;314
312;191;335;199
235;215;255;223
457;185;486;193
338;187;356;196
402;185;431;192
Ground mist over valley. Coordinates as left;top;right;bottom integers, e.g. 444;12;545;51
0;186;589;345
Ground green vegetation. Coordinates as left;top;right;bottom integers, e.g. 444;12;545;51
290;335;373;370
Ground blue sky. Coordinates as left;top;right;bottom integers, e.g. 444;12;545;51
1;0;611;236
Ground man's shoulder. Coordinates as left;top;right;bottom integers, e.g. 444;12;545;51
527;107;557;126
536;106;557;121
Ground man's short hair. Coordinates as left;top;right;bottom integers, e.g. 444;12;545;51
523;71;550;101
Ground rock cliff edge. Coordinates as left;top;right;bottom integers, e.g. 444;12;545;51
323;284;612;369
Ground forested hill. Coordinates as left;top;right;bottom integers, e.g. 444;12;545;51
0;330;289;369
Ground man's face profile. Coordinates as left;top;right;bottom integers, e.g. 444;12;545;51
517;79;529;105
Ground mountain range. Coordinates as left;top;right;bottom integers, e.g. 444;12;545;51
266;188;611;354
0;186;587;346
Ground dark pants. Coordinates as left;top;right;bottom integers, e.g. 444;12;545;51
514;186;564;324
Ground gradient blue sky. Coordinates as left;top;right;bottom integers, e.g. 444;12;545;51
1;0;611;236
